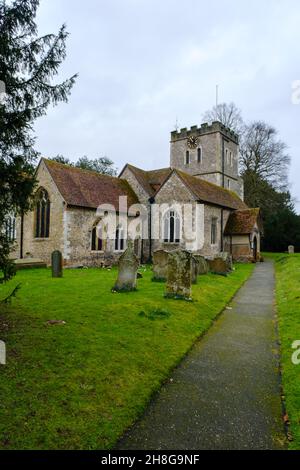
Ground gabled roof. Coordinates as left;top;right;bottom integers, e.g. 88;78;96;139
42;159;139;210
121;164;247;210
172;170;248;210
120;164;173;197
224;208;262;235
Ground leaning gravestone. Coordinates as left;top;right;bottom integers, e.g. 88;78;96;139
113;241;139;292
165;250;192;301
288;245;295;254
152;250;169;282
193;255;209;275
51;250;63;278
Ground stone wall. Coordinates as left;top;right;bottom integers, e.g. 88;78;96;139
120;166;152;261
64;206;131;267
170;122;243;198
152;172;232;257
17;160;65;265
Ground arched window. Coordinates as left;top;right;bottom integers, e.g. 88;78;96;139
197;147;202;163
185;151;190;165
115;225;125;251
225;148;229;164
91;224;103;251
35;188;50;238
5;215;16;242
230;151;233;166
163;210;181;243
211;217;218;245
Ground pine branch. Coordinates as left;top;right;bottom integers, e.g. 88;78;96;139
0;283;22;304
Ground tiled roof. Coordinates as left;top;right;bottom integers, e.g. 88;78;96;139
123;164;247;210
124;164;172;197
224;208;261;235
43;159;139;210
175;170;248;210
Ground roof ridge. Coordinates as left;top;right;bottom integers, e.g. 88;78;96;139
43;158;120;181
127;163;171;174
175;169;242;200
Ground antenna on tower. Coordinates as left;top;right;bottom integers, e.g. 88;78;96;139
174;116;179;132
216;84;219;108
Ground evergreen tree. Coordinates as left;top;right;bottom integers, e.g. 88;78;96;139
0;0;77;283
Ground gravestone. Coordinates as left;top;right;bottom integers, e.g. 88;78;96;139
193;255;209;275
165;250;192;301
208;256;228;276
113;241;139;292
51;250;63;278
152;250;169;282
220;252;233;272
288;245;295;254
191;256;198;284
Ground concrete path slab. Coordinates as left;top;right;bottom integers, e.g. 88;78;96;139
117;261;286;450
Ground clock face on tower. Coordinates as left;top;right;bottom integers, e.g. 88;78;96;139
187;135;199;149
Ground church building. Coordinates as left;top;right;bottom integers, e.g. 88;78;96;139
10;121;263;266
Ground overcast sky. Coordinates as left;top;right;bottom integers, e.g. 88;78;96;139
35;0;300;212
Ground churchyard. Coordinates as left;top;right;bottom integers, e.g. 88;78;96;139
269;253;300;449
0;260;253;450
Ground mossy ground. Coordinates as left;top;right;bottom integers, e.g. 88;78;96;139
267;253;300;449
0;263;253;450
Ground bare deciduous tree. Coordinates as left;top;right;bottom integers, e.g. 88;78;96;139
240;121;290;190
202;102;244;135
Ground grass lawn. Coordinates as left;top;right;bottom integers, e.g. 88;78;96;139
268;253;300;449
0;263;253;450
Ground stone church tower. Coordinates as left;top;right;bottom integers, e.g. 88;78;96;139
170;121;244;200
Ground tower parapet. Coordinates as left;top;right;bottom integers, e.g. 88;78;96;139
171;121;239;145
170;120;242;197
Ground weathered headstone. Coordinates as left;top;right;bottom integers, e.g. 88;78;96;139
288;245;295;254
191;256;198;284
165;250;192;301
208;256;228;276
51;250;63;278
152;250;169;282
113;241;139;292
193;255;209;275
220;252;233;272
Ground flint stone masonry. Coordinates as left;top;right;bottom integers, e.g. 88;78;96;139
152;250;169;282
170;121;243;198
288;245;295;254
113;241;139;292
51;250;63;278
165;250;192;301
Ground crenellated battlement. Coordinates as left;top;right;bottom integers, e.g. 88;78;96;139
171;121;239;144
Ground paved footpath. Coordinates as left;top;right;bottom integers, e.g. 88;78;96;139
117;260;286;450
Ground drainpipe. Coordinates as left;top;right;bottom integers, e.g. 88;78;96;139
221;208;224;252
222;137;225;188
148;197;155;263
20;212;24;259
